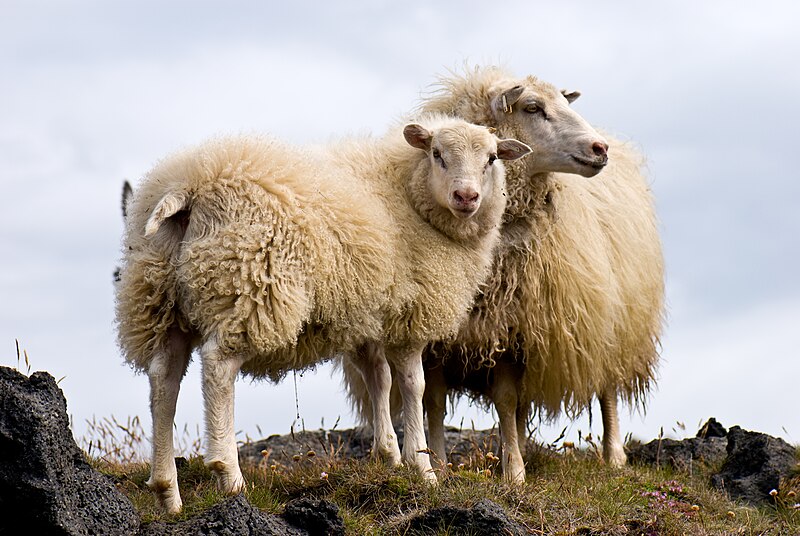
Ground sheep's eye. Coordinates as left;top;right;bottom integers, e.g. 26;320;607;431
524;104;541;114
488;154;497;165
432;148;446;168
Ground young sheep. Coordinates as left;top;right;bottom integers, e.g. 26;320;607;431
341;66;665;483
115;114;530;512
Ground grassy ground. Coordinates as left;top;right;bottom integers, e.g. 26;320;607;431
91;428;800;535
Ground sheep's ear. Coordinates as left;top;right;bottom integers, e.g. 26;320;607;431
404;124;432;151
496;139;532;161
491;85;525;117
561;89;581;103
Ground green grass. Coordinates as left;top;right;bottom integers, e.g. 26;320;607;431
91;434;800;535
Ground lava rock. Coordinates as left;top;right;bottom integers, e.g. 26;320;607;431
141;494;304;536
697;418;727;439
240;426;501;471
404;498;526;535
0;366;140;535
627;436;728;471
711;425;797;505
239;428;374;466
283;497;345;536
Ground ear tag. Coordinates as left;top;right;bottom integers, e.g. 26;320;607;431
502;95;511;114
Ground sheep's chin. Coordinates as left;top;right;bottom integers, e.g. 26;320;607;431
449;206;479;219
569;154;607;177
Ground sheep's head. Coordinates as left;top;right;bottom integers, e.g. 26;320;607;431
403;121;530;219
488;77;608;177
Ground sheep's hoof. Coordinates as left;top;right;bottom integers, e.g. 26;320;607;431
371;444;402;467
207;460;245;494
147;477;183;514
503;469;526;485
421;468;439;485
604;447;628;468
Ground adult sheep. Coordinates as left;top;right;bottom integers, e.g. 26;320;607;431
115;113;531;512
342;66;665;483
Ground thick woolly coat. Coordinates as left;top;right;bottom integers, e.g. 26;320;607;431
115;116;507;380
343;67;664;420
423;67;665;416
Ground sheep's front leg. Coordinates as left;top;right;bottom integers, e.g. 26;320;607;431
423;363;448;469
599;388;627;467
491;361;525;484
390;343;436;483
201;339;246;494
352;343;402;465
147;328;191;514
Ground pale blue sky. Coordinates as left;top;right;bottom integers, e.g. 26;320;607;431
1;1;797;454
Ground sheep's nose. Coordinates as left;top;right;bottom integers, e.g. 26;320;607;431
592;141;609;157
453;188;479;205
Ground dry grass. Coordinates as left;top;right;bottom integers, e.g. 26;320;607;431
86;418;800;535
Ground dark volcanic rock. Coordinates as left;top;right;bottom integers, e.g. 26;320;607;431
142;494;305;536
404;498;526;536
711;425;797;505
240;425;500;470
239;428;374;466
628;436;728;471
142;495;345;536
283;497;345;536
0;366;140;535
697;417;727;439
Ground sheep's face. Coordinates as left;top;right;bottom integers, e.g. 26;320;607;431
404;123;530;219
490;77;608;177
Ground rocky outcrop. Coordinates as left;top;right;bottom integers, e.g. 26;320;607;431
629;418;798;505
240;425;500;468
141;495;344;536
711;425;797;505
627;419;728;472
0;366;140;535
0;366;344;536
403;498;526;535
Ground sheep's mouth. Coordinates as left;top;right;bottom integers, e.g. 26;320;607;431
450;206;479;219
571;154;607;170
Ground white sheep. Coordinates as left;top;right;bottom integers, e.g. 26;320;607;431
115;113;530;512
341;66;664;483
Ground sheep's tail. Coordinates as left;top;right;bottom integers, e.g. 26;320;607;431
144;191;190;238
121;180;133;219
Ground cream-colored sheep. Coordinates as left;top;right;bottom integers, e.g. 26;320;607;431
342;66;664;483
115;113;530;512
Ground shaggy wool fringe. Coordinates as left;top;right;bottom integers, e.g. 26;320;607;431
341;66;665;425
115;114;507;384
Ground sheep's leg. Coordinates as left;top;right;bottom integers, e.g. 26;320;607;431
491;361;525;484
516;403;530;461
599;388;627;467
146;328;192;514
423;363;448;468
201;338;247;494
352;343;402;465
390;344;436;483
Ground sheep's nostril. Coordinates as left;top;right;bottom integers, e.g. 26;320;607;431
455;189;479;204
592;141;609;157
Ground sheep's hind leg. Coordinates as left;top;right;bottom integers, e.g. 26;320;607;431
391;344;436;483
147;327;192;514
491;361;526;484
423;363;448;469
599;388;627;467
352;343;402;466
201;338;247;494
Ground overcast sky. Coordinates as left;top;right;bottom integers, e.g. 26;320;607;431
1;1;798;456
